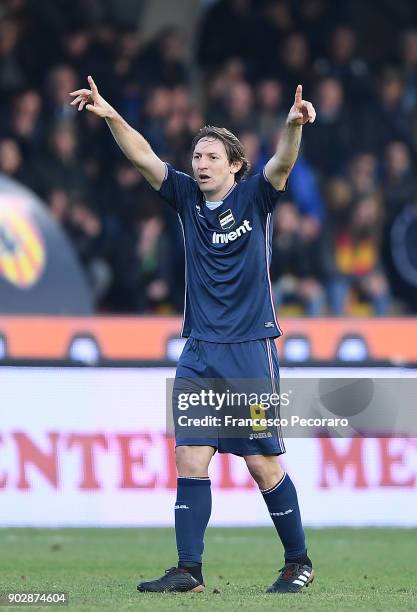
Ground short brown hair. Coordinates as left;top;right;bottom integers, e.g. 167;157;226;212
191;126;250;182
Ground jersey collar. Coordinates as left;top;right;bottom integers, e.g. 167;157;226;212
204;181;237;205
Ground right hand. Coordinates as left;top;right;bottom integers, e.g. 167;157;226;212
286;84;316;126
69;75;114;118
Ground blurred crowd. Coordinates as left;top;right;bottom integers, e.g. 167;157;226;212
1;0;417;315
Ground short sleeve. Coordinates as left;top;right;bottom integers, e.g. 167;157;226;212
156;163;199;213
245;168;286;215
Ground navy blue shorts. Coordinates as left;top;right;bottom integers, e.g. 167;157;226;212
173;337;285;456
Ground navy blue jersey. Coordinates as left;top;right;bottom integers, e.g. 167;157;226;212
158;163;284;342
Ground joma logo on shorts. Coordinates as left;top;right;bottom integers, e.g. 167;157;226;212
212;219;252;244
249;431;272;440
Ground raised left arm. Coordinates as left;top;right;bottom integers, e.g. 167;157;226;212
265;84;316;190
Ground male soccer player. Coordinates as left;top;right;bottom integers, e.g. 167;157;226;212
70;76;316;594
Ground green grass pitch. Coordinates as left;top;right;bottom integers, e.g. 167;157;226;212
0;528;415;611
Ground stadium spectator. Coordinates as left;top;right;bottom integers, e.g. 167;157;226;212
140;86;172;156
303;77;352;176
64;200;111;303
136;207;176;313
47;188;70;223
325;193;390;315
399;28;417;112
239;130;266;175
136;27;189;89
260;1;294;43
60;29;97;82
205;66;247;124
218;80;257;135
279;33;314;97
6;90;44;158
270;202;325;316
348;153;379;199
45;65;79;120
288;153;325;221
294;0;347;60
0;137;31;184
316;26;369;104
255;79;286;147
389;201;417;312
324;176;353;228
197;0;256;72
78;108;112;184
30;121;91;203
382;141;417;220
253;0;295;79
0;17;27;99
357;68;416;155
110;28;143;125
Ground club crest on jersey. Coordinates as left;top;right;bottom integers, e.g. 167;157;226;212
218;209;235;229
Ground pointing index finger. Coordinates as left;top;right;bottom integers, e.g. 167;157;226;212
294;84;302;106
87;75;98;97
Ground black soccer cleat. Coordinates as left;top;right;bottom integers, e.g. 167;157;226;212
137;567;205;593
266;563;314;593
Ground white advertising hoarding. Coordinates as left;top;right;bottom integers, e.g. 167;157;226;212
0;367;416;527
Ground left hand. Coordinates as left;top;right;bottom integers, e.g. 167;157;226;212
286;84;316;126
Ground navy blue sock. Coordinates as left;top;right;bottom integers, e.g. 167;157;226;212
175;477;211;564
261;473;308;564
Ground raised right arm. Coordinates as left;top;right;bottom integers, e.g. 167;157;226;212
70;76;165;190
104;112;166;190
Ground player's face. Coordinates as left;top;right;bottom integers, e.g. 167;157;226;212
192;138;240;198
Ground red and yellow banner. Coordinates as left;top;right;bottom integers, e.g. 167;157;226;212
0;198;45;289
